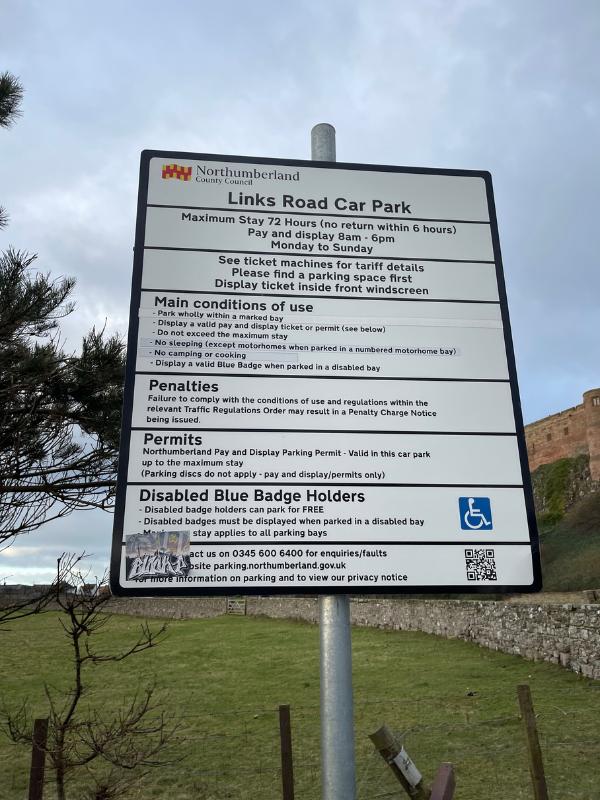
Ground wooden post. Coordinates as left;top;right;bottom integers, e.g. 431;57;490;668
278;704;295;800
430;764;455;800
28;718;48;800
517;685;549;800
369;725;430;799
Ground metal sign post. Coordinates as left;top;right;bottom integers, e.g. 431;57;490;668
312;123;357;800
110;126;541;794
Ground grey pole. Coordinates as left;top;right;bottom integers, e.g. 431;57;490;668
311;122;357;800
311;122;336;162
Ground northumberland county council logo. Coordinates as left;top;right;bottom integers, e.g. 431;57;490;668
162;163;192;181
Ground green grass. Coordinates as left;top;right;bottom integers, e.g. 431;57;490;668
0;612;598;799
528;457;600;590
551;489;600;536
532;456;580;531
541;492;600;591
531;455;593;532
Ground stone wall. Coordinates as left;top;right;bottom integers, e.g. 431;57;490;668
107;595;600;681
13;591;595;680
525;388;600;480
246;596;600;680
107;596;226;619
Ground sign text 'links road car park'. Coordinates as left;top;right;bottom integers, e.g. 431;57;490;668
109;153;540;596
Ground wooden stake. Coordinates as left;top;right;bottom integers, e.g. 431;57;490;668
430;763;455;800
278;704;295;800
28;718;48;800
369;724;430;799
517;685;549;800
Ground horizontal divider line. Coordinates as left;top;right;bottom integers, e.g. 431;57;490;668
112;586;537;595
124;482;525;488
139;287;501;304
186;541;532;546
134;370;510;382
142;246;495;265
145;154;490;178
146;203;491;226
129;427;517;436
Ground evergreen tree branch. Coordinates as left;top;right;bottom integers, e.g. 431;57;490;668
0;71;23;128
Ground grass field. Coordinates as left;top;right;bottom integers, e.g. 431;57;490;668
0;612;598;799
541;492;600;591
541;526;600;591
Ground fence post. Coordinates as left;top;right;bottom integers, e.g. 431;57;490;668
28;717;48;800
430;763;455;800
369;724;429;799
517;684;549;800
279;704;295;800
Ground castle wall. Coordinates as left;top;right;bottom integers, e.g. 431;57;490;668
525;404;588;472
524;388;600;480
583;390;600;481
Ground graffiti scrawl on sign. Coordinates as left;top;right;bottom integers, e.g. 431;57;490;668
125;531;190;581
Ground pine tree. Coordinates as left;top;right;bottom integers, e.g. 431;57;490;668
0;73;124;543
0;71;23;128
0;71;23;230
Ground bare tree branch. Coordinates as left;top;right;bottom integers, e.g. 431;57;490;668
1;558;181;799
0;553;85;628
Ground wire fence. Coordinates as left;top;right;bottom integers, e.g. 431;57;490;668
0;684;600;800
1;685;599;799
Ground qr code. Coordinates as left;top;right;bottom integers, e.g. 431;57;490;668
465;548;497;581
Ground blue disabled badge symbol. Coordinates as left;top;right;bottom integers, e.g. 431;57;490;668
459;497;493;531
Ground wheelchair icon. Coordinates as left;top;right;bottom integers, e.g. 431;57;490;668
459;497;493;531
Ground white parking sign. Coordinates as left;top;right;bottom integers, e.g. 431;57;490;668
110;151;541;596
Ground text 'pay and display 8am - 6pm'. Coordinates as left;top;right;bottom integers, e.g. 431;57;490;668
109;152;541;596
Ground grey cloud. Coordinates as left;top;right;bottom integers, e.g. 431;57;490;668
1;0;599;576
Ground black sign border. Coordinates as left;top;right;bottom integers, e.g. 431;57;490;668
109;150;542;597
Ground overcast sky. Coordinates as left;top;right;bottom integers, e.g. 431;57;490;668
1;0;599;583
